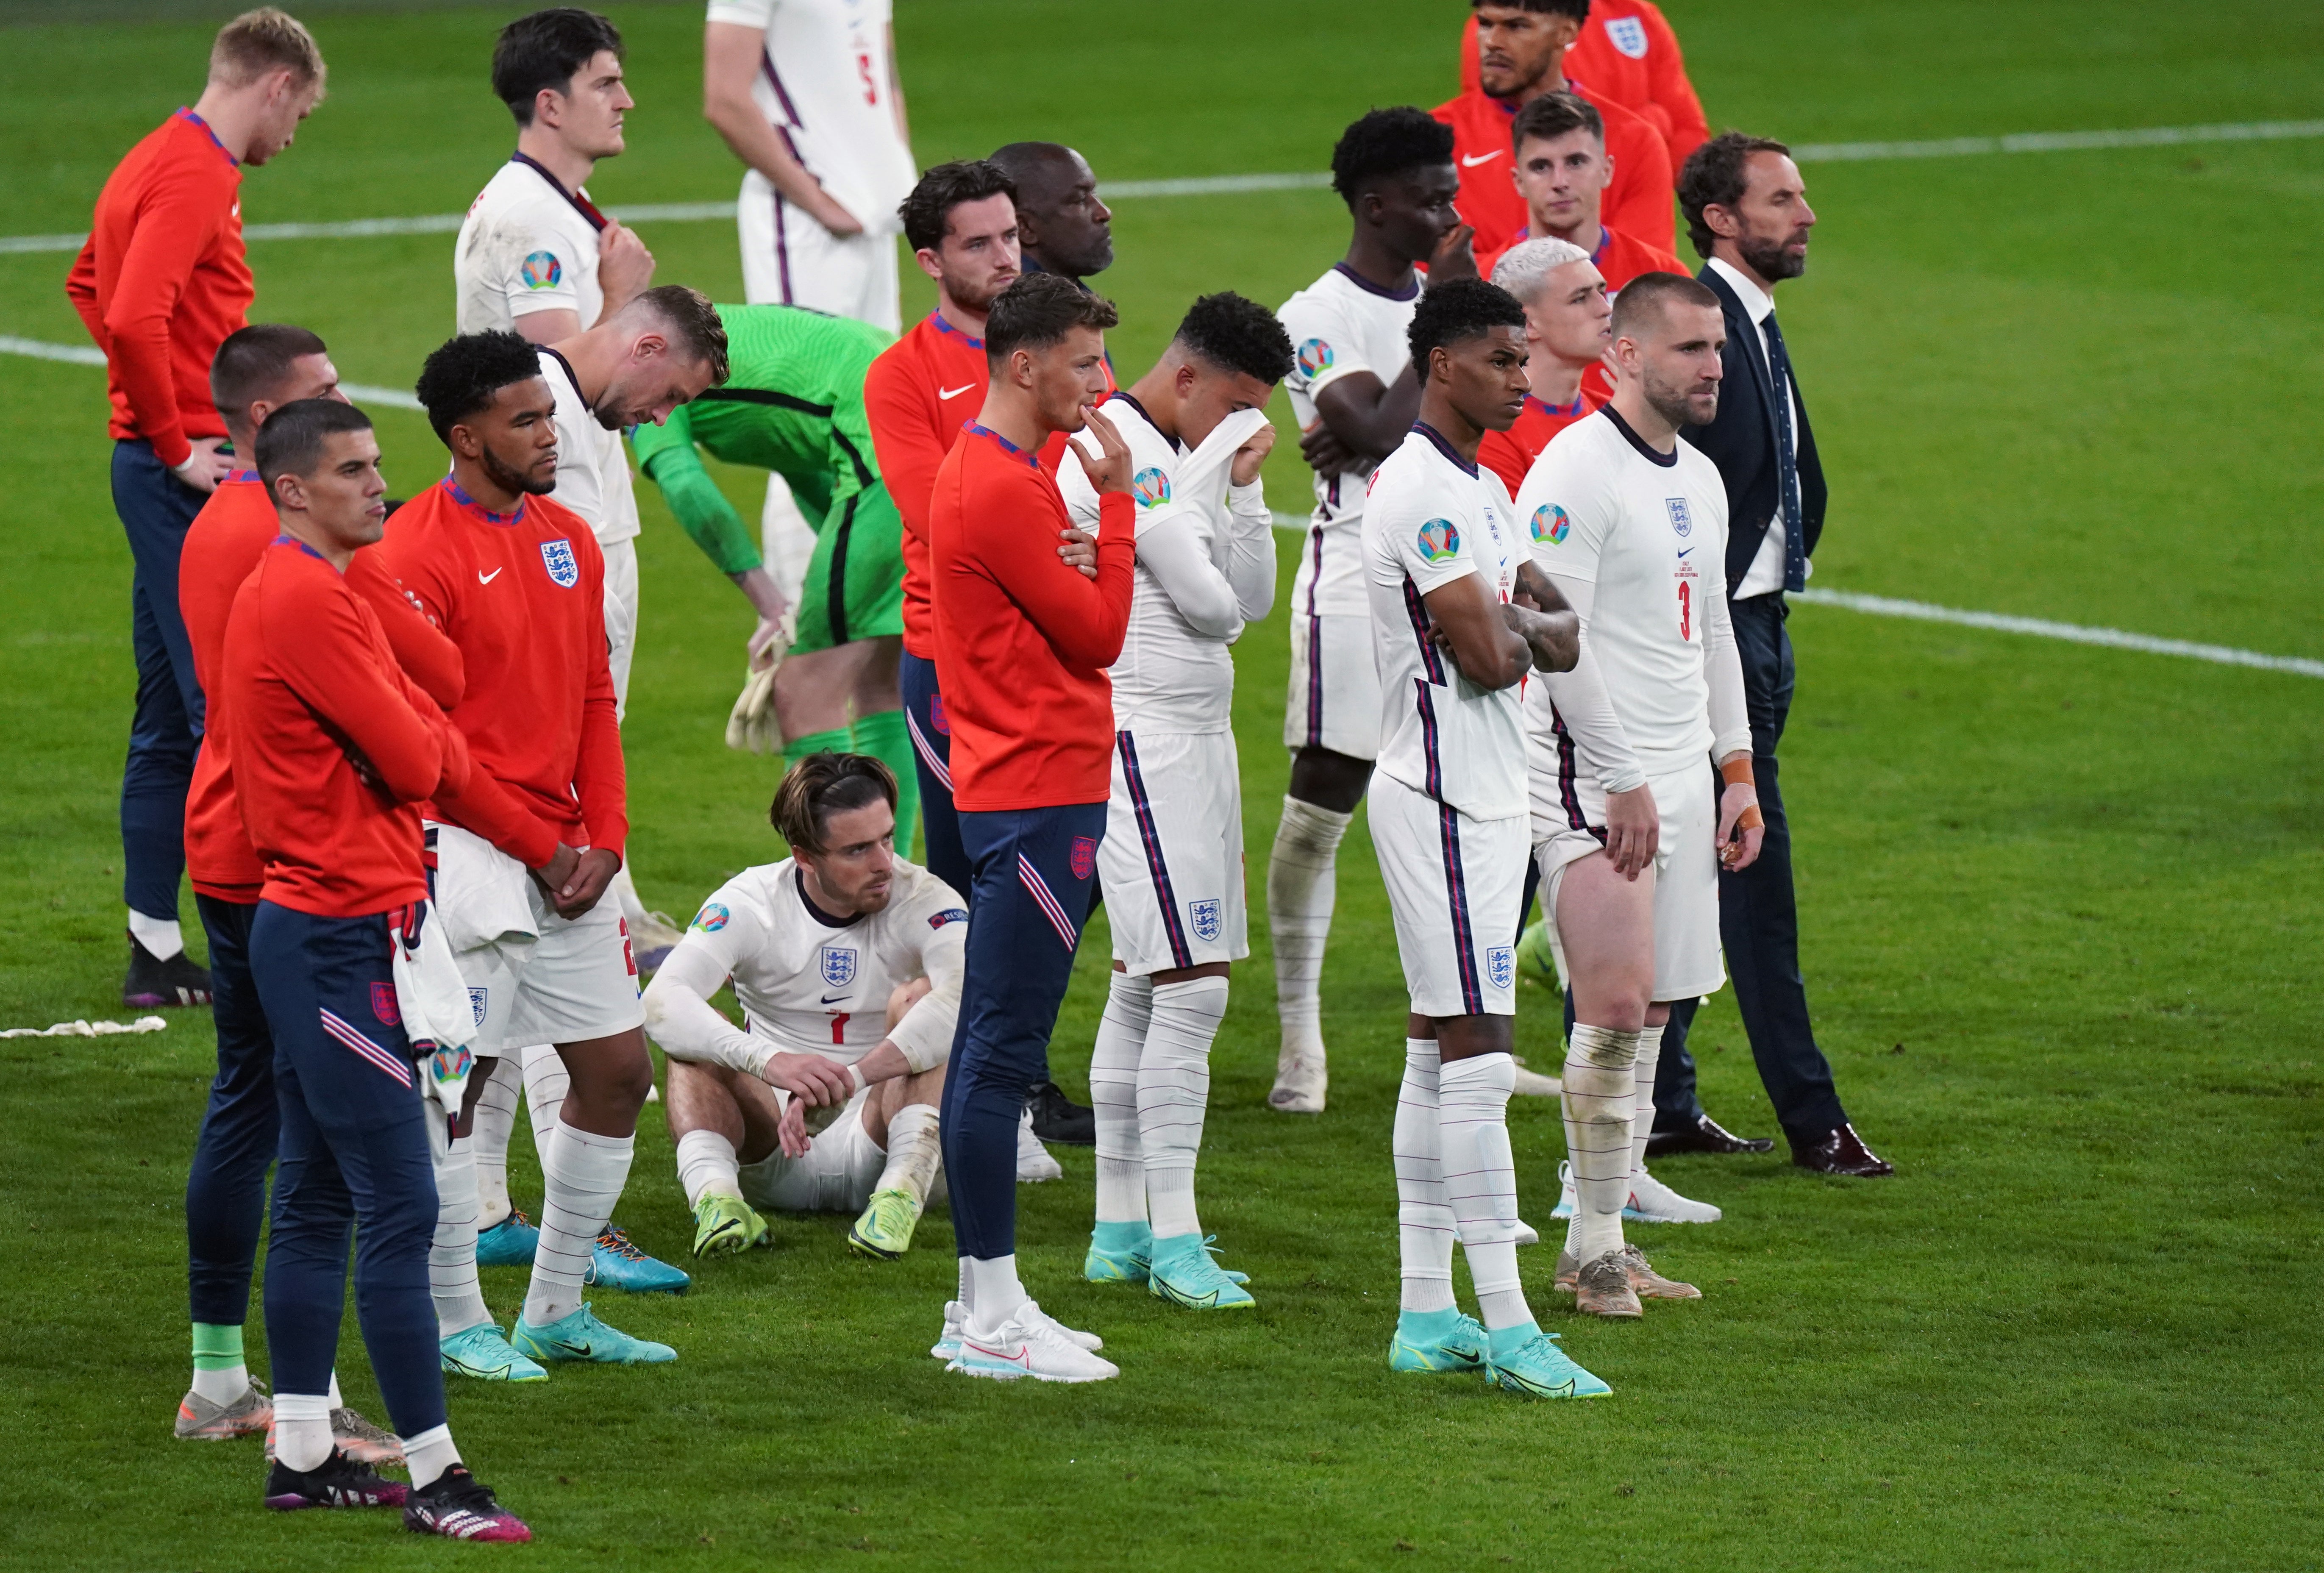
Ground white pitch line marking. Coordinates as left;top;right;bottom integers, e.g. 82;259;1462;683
0;333;420;409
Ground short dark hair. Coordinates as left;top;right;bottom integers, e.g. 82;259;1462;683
772;752;897;854
1678;131;1793;258
1329;108;1455;210
984;272;1118;367
1610;271;1722;337
211;324;328;429
414;330;546;445
255;399;373;490
1408;277;1528;369
898;160;1018;254
1511;89;1603;153
1471;0;1590;16
1173;292;1294;386
620;284;730;385
492;8;622;126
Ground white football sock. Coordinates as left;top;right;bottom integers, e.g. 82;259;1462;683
965;1253;1028;1331
1630;1023;1667;1176
189;1349;247;1405
523;1119;633;1328
1140;975;1227;1239
1265;796;1351;1044
426;1117;492;1338
874;1102;942;1203
1562;1023;1642;1265
400;1423;461;1490
468;1055;521;1228
1393;1037;1457;1315
273;1391;333;1473
1090;970;1152;1226
675;1128;743;1208
127;908;183;961
326;1371;342;1407
520;1043;569;1155
1440;1052;1527;1331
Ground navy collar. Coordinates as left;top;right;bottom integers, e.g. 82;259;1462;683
1527;391;1587;420
509;152;608;233
965;422;1039;469
794;867;860;929
1107;391;1178;452
1412;420;1479;478
442;475;529;525
1600;405;1677;468
1333;261;1421;303
930;311;984;349
177;107;238;168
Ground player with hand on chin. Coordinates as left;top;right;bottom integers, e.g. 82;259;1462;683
1362;277;1606;1399
1516;273;1761;1317
646;753;962;1264
1267;107;1476;1115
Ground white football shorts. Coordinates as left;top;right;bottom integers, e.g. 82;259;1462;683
1099;728;1248;975
431;824;644;1057
1369;770;1526;1019
738;171;901;333
737;1087;887;1213
602;534;638;715
1533;758;1726;1003
1283;611;1381;761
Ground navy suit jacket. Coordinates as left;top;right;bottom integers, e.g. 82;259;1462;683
1683;264;1826;591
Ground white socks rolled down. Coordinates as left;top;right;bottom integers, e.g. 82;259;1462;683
1630;1023;1667;1176
127;908;184;961
427;1116;492;1339
1562;1023;1643;1265
468;1056;521;1228
1393;1037;1456;1315
1139;975;1227;1239
675;1127;743;1208
523;1118;634;1328
273;1391;334;1472
1439;1052;1528;1331
875;1103;942;1203
400;1422;460;1490
1090;970;1153;1226
1266;796;1351;1045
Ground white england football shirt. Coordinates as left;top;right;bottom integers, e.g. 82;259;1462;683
1364;423;1528;820
1280;263;1422;618
656;856;966;1071
706;0;916;238
537;347;641;548
1515;407;1731;773
456;156;607;333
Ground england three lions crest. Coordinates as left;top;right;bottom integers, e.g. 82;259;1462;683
1487;946;1514;991
820;946;858;988
540;538;580;588
1189;899;1222;943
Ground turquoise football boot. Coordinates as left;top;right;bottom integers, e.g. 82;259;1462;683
1084;1219;1152;1284
1147;1231;1255;1310
585;1227;691;1294
439;1323;548;1383
509;1302;676;1365
474;1209;538;1268
1484;1324;1610;1399
1388;1307;1490;1373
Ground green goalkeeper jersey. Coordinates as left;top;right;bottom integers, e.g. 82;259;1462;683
629;303;894;576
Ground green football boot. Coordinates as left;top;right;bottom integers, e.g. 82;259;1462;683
691;1194;768;1259
847;1187;924;1260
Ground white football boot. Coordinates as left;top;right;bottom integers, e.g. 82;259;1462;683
1625;1165;1722;1224
948;1302;1117;1383
1015;1106;1062;1183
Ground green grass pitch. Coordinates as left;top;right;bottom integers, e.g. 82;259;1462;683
1;1;2320;1567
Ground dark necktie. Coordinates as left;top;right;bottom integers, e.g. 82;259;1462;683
1762;311;1807;593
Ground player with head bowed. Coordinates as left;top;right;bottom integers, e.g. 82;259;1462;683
1362;277;1607;1398
1479;239;1610;507
1055;293;1292;1309
928;274;1136;1381
376;331;682;1384
171;325;454;1463
1516;272;1762;1317
1266;107;1475;1114
645;753;961;1262
68;6;328;1012
223;397;527;1537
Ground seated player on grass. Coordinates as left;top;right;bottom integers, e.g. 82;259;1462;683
642;753;962;1262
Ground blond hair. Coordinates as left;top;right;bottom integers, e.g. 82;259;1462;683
210;8;326;90
1491;237;1594;306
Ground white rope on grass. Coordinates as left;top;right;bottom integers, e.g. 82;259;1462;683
2;1015;167;1038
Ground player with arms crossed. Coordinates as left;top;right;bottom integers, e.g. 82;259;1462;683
1478;239;1609;509
1267;108;1474;1114
1056;294;1290;1308
1364;278;1607;1399
1517;273;1762;1317
645;753;961;1262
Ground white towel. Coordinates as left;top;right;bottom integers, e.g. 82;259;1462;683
427;822;539;955
391;900;480;1117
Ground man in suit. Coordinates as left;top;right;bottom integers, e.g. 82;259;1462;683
1653;132;1893;1177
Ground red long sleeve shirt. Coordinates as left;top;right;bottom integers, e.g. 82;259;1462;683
929;424;1134;811
377;478;626;869
181;475;466;902
65;110;251;469
1458;8;1710;169
1479;389;1606;497
864;312;991;661
221;538;470;918
1436;85;1676;256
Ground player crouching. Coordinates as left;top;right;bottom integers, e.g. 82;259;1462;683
645;753;960;1263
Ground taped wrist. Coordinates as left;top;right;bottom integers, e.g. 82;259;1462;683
1720;756;1765;830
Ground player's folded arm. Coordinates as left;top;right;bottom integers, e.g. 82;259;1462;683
265;585;458;805
346;555;466;710
881;910;965;1075
981;486;1137;669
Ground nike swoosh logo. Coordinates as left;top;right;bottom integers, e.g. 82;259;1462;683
1676;548;1692;558
478;567;503;584
821;993;848;1004
938;383;976;400
1461;150;1504;167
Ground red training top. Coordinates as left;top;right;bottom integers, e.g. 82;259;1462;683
928;425;1134;811
181;475;467;903
221;538;470;918
1435;85;1676;257
1458;5;1711;169
377;478;626;870
1479;389;1606;497
864;311;992;661
65;109;252;469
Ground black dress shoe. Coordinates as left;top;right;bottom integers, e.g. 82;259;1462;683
1026;1081;1095;1145
1789;1123;1895;1177
1646;1113;1774;1157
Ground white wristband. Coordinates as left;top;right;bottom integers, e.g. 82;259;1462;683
845;1062;866;1094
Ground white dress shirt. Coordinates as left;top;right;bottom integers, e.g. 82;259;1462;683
1707;256;1803;600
